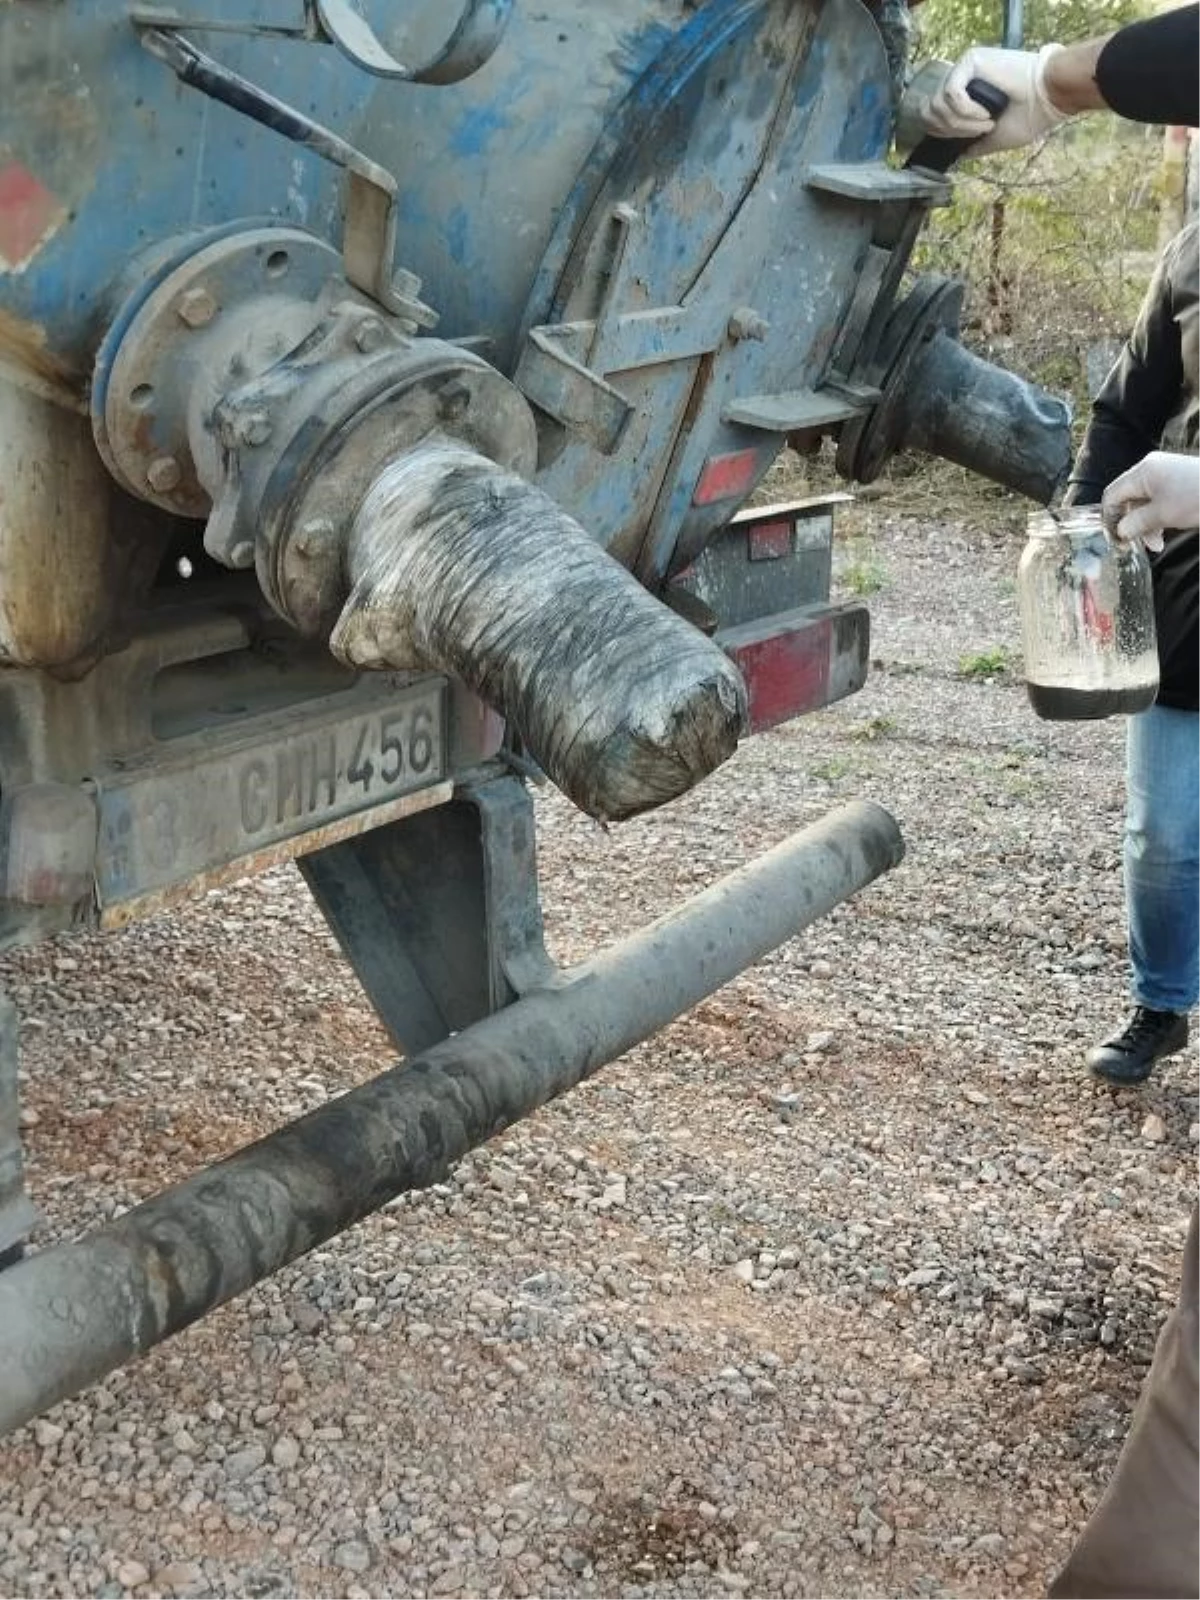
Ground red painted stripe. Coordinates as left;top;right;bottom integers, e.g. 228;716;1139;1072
0;161;63;269
746;518;793;561
692;448;760;506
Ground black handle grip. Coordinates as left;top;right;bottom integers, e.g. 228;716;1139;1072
905;77;1010;174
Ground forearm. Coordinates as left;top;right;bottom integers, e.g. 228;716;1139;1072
1040;38;1107;116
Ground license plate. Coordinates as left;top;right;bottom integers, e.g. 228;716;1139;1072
95;681;448;912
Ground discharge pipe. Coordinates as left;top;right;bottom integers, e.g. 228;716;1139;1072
0;799;902;1435
902;331;1072;502
329;443;748;822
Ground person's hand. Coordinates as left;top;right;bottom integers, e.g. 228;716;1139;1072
1101;451;1200;553
918;45;1067;154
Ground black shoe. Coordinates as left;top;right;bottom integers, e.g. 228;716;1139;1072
1086;1007;1190;1085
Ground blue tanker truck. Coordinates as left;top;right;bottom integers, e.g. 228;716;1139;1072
0;0;1068;1431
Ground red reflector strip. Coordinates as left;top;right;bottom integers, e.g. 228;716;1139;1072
724;618;832;732
692;448;760;506
746;518;794;561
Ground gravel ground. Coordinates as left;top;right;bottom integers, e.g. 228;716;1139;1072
0;508;1195;1600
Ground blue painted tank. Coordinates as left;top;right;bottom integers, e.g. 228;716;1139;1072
0;0;1074;680
0;0;895;596
0;1;890;366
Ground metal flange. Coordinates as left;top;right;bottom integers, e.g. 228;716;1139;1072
92;227;343;516
255;341;539;637
834;275;963;485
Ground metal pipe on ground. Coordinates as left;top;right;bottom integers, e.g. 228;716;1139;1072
0;799;902;1436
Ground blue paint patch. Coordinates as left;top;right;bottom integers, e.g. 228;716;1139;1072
447;102;512;159
445;205;469;269
0;0;350;365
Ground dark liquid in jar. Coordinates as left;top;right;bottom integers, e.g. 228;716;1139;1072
1026;681;1158;721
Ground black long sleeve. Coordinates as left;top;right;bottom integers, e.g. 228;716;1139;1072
1068;227;1193;506
1095;4;1199;127
1066;224;1198;711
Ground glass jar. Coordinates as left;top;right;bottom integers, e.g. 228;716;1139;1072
1017;507;1159;721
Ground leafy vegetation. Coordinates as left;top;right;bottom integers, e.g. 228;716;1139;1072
916;0;1145;62
838;543;888;595
959;646;1012;677
849;715;898;741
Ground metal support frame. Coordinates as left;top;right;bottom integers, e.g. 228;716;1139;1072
0;799;903;1435
301;775;553;1056
0;999;37;1264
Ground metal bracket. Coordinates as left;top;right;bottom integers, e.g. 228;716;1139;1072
135;25;437;321
514;203;647;455
514;326;634;456
315;0;514;86
805;163;951;205
458;776;555;1000
722;389;873;432
129;0;513;84
300;770;553;1055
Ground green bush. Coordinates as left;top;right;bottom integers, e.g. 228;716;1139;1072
916;0;1145;59
915;125;1162;413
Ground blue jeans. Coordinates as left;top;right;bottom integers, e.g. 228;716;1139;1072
1125;704;1200;1013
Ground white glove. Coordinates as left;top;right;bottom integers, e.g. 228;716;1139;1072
919;45;1067;155
1101;451;1200;554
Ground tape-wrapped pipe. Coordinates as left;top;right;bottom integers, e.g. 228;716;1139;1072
330;443;747;821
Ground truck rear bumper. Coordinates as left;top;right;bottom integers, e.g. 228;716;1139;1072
719;599;869;732
673;493;869;732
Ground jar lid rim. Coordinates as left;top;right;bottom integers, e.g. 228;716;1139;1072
1027;508;1107;537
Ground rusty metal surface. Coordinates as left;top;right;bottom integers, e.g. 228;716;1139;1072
92;227;341;520
0;309;85;410
0;597;503;948
0;798;904;1435
0;377;121;670
94;676;450;919
257;340;538;636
